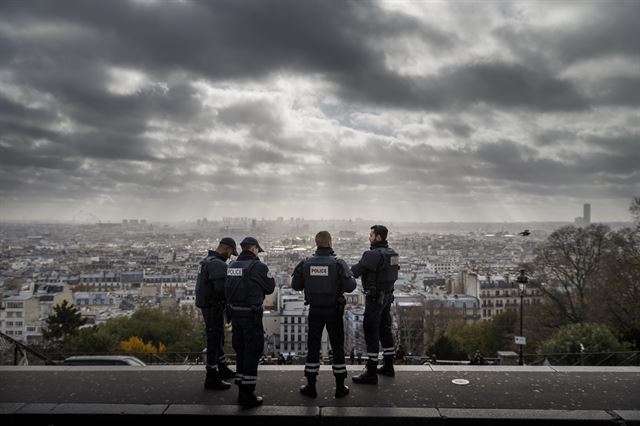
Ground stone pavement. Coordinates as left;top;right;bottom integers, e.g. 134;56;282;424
1;365;639;425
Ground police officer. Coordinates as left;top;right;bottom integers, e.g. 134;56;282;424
225;237;275;408
292;231;356;399
351;225;400;385
195;237;238;390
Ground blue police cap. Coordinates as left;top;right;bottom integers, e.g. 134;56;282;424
219;237;238;256
240;236;264;252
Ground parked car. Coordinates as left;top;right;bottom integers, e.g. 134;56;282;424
63;355;146;366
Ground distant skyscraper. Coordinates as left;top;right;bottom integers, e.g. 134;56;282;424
583;204;591;226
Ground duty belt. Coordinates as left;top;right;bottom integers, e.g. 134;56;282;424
229;304;263;311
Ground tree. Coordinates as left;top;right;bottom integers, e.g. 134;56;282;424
630;196;640;224
596;227;640;349
538;323;630;365
120;336;166;353
43;300;87;342
532;224;609;325
445;310;518;358
427;335;467;361
62;307;203;353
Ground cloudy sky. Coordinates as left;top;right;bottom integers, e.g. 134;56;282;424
1;0;638;223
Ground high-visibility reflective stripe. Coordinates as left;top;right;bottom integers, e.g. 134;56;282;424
218;355;227;361
305;368;320;373
332;364;346;368
242;380;257;385
242;375;257;380
332;367;347;373
382;347;395;351
366;353;379;357
207;364;218;370
383;351;395;355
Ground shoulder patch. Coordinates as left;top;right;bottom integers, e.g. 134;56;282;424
267;271;273;279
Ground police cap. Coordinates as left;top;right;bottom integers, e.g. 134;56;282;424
219;237;238;256
240;236;264;252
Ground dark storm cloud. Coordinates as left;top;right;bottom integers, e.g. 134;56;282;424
0;0;589;112
497;1;640;67
0;0;638;220
218;101;283;140
337;61;588;111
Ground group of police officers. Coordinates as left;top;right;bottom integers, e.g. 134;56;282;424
195;225;399;408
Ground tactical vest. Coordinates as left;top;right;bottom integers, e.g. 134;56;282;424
195;256;227;308
224;259;261;307
303;255;339;307
375;247;399;291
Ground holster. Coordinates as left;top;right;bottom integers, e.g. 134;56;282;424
336;295;346;316
251;305;263;323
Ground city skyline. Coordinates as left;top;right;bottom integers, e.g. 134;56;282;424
1;1;638;222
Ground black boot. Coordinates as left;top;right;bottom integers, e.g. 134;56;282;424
238;385;263;409
300;376;317;398
218;363;236;380
351;367;378;385
377;358;395;377
335;376;349;398
204;367;231;390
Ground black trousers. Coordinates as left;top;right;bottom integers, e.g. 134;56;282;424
201;304;228;369
231;314;264;391
363;292;395;370
305;306;347;379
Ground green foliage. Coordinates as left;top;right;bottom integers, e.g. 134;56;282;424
427;335;467;361
539;323;630;355
444;310;518;358
63;307;204;354
44;300;87;342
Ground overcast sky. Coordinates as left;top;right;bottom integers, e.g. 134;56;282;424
1;0;638;223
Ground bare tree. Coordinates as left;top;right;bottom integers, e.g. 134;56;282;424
532;224;609;325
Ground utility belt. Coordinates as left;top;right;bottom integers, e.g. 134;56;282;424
225;304;263;322
365;287;394;305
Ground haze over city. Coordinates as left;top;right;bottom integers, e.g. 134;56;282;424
1;1;638;222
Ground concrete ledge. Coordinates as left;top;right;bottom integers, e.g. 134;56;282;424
613;410;640;424
321;406;441;426
0;402;25;414
439;408;614;421
16;403;59;414
4;404;629;424
2;365;639;372
165;404;319;417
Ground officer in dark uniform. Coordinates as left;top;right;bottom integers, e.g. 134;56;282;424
225;237;275;408
195;237;238;390
351;225;400;385
292;231;356;399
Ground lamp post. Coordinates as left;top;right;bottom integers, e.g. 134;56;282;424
516;269;528;366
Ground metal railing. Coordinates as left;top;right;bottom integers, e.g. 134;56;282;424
524;351;640;366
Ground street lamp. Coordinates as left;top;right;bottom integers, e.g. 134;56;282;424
516;269;528;366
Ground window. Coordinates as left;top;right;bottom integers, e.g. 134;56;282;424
7;302;23;309
16;322;23;327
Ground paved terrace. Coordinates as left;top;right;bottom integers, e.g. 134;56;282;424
1;365;639;425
